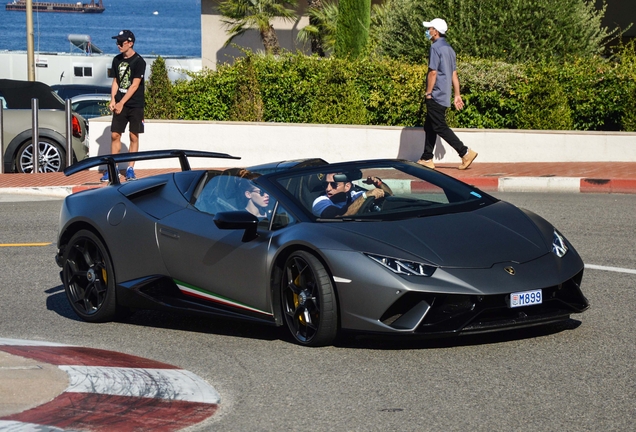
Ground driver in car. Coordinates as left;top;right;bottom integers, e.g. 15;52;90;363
312;173;392;218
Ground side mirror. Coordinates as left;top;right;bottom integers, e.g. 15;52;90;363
213;211;259;242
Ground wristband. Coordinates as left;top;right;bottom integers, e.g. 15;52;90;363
363;192;367;199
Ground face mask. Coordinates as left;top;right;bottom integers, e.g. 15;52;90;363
425;30;432;40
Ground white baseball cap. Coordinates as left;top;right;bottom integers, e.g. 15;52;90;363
422;18;448;34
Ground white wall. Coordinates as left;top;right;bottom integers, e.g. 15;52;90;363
87;117;636;169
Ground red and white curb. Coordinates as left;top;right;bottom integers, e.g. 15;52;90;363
0;338;219;432
391;177;636;194
497;177;636;194
2;176;635;198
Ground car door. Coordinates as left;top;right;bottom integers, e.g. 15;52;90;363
156;207;275;318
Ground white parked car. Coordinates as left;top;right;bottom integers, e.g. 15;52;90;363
70;94;112;120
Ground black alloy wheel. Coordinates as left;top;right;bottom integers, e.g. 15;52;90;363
16;138;66;173
281;251;338;346
62;230;117;322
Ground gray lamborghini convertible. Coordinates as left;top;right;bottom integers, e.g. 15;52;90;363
55;150;589;346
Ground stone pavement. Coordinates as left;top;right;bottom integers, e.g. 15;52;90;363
1;162;636;195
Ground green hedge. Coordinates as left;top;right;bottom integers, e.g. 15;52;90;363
160;49;636;131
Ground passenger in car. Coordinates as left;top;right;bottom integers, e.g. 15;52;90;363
242;180;270;218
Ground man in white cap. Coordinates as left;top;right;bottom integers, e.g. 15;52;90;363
418;18;477;170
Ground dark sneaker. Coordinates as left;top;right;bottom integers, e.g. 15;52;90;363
126;166;137;181
100;171;110;182
459;149;478;170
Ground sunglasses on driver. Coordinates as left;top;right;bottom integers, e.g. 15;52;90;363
324;181;343;189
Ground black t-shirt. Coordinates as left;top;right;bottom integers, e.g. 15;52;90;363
112;52;146;108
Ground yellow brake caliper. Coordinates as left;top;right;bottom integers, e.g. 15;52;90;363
293;274;305;324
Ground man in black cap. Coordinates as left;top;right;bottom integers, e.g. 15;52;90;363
102;29;146;182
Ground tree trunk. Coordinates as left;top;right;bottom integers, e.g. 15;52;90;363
261;25;281;55
306;0;325;57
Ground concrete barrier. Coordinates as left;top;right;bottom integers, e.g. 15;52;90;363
88;117;636;169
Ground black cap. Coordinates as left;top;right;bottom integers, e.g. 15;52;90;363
112;30;135;43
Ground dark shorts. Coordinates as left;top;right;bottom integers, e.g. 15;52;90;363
111;106;144;134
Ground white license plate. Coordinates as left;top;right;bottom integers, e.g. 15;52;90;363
510;289;542;308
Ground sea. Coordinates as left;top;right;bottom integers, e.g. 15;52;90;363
0;0;201;57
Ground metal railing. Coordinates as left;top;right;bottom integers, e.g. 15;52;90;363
31;98;39;174
65;99;73;168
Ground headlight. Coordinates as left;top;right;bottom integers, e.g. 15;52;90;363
552;230;568;258
365;253;437;277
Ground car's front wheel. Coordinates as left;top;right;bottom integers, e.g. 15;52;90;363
281;251;338;346
61;230;117;323
16;138;66;173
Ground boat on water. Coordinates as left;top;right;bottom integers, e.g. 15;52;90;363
5;0;105;13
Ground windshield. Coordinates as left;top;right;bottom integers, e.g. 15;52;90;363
274;161;496;221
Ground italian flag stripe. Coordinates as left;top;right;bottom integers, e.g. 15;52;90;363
175;280;272;316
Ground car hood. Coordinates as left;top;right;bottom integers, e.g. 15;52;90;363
327;201;550;268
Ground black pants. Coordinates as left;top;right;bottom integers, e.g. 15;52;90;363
421;99;467;160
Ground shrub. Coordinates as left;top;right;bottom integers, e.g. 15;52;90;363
449;59;526;129
229;55;264;122
514;63;573;130
172;64;238;120
166;51;635;131
145;56;177;119
615;42;636;131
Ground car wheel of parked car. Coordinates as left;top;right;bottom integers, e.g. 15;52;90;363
16;138;66;173
281;251;338;346
62;230;118;323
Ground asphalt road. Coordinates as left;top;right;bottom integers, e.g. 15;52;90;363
0;193;634;431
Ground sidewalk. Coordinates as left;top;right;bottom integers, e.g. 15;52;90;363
1;162;635;195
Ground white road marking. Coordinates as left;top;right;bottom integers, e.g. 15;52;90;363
585;264;636;275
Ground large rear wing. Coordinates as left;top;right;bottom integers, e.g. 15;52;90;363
64;149;241;185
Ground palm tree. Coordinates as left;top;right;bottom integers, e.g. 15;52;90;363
297;0;337;56
304;0;326;56
217;0;299;55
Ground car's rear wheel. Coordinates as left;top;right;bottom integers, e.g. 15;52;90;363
281;251;338;346
16;138;66;173
62;230;117;323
